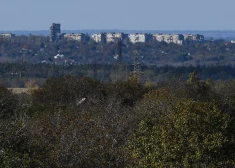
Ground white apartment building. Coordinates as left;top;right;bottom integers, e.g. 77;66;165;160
64;33;85;41
153;34;184;45
129;33;152;43
0;33;15;39
106;33;126;43
184;34;204;42
91;33;106;43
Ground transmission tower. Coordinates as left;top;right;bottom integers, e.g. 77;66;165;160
132;50;141;80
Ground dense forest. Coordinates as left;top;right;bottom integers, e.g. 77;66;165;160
1;72;235;167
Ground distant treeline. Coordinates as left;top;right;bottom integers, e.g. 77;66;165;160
2;62;235;87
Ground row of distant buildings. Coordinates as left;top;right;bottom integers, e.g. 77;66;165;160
82;32;203;45
0;23;204;45
50;23;204;45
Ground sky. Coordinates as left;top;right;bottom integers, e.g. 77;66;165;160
0;0;234;31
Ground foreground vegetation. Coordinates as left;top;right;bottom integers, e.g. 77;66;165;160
1;71;235;167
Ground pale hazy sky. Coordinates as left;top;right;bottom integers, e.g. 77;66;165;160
0;0;234;30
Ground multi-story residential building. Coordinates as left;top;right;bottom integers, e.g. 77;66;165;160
64;33;85;41
184;34;204;42
184;34;194;41
50;23;61;42
194;34;204;41
91;33;106;43
129;33;152;43
153;34;184;45
0;33;15;39
106;32;127;43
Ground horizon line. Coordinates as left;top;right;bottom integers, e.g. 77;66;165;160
1;29;235;32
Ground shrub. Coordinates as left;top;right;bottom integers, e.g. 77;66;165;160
128;100;235;167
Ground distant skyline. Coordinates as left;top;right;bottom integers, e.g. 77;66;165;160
0;0;234;31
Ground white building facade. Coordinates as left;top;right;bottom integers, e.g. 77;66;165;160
106;33;127;43
129;33;152;43
153;34;184;45
184;34;204;42
0;33;15;39
64;33;85;41
91;33;106;43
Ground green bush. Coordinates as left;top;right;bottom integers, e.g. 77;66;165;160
128;99;235;167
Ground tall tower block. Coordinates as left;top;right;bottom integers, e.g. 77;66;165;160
50;23;61;42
